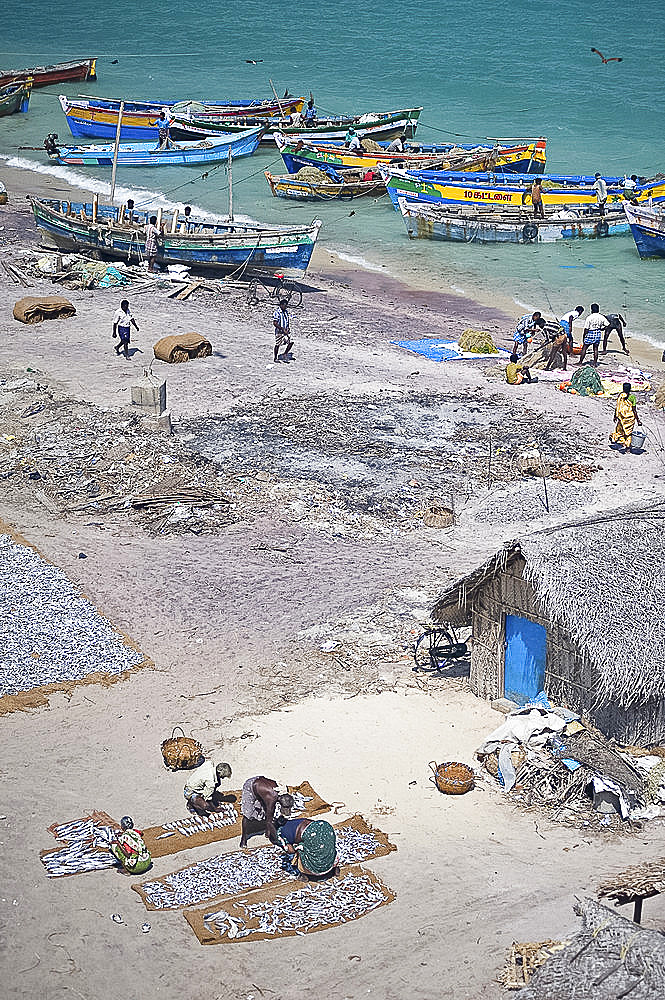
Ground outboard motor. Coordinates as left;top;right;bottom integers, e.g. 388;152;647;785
44;133;60;157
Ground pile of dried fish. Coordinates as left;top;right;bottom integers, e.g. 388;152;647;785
139;823;389;909
157;805;238;838
203;871;390;940
0;533;143;697
42;839;117;878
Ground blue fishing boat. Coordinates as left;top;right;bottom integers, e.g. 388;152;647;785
0;80;31;116
75;94;304;118
45;127;263;167
623;201;665;258
397;197;629;244
381;167;665;211
30;198;322;275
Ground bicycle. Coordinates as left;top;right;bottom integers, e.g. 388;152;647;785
246;272;303;308
413;624;469;673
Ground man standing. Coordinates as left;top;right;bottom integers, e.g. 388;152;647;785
273;296;294;362
240;775;294;847
531;177;545;219
545;328;569;371
513;311;545;356
603;313;630;355
559;305;584;351
112;299;139;357
593;173;608;216
144;215;161;272
303;98;317;125
183;760;233;816
154;109;173;150
578;303;609;366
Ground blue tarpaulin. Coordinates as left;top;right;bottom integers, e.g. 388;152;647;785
392;338;509;362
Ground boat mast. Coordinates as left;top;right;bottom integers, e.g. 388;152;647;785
268;78;285;119
228;148;233;222
109;100;125;203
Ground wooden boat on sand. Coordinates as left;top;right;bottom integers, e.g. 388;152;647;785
397;197;629;244
382;168;665;210
280;138;547;175
0;58;96;89
623;200;665;258
265;168;385;201
30;198;322;274
46;127;264;167
0;81;31;116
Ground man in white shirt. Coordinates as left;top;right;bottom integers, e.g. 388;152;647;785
559;305;584;350
578;303;609;366
387;133;407;153
183;759;232;815
112;299;139;357
593;173;608;216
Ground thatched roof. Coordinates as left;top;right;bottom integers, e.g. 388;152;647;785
516;897;665;999
432;502;665;708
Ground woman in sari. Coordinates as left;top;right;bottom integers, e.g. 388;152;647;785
610;382;641;451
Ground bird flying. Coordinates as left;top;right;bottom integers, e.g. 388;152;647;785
245;59;264;64
591;47;623;63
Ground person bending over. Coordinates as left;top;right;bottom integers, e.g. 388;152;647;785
183;760;232;815
240;775;294;847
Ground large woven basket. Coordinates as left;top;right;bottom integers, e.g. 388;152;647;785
429;760;474;795
161;726;203;770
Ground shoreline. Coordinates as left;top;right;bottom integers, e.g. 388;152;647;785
1;155;664;372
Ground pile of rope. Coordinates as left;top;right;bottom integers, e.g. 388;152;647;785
361;138;383;152
295;166;330;183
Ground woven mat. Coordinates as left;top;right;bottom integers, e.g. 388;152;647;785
40;811;120;879
143;780;330;859
184;864;395;944
133;814;396;911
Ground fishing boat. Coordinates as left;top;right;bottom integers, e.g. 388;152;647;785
45;127;264;167
0;58;96;89
0;80;31;116
60;96;422;145
74;93;304;119
30;197;322;274
381;167;665;211
623;200;665;258
279;138;547;175
397;197;629;244
265;168;385;201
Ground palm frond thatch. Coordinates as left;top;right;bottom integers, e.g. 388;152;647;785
517;897;665;999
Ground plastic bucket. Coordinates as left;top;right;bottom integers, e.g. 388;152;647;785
631;427;647;451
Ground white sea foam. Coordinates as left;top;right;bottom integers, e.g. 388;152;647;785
450;284;466;295
333;250;388;274
0;154;256;225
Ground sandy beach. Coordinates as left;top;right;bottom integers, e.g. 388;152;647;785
1;162;665;1000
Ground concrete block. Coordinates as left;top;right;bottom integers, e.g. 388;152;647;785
491;697;519;715
131;373;167;415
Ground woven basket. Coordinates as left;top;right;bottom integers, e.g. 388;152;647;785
482;748;527;778
423;505;455;529
161;726;203;770
429;760;474;795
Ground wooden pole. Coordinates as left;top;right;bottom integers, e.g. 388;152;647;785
92;192;98;223
633;898;643;924
228;148;233;222
109;100;125;204
268;78;285;119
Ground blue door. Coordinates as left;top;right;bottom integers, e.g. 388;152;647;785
504;615;547;705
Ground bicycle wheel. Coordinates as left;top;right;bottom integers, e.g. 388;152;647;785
279;281;302;307
246;278;260;305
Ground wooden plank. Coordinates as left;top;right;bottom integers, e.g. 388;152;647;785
175;280;203;301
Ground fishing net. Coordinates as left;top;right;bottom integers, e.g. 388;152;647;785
361;138;383;152
569;365;603;396
654;383;665;409
295;166;329;183
458;328;498;354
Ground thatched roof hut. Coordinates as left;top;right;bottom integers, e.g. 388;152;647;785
433;503;665;744
516;897;665;999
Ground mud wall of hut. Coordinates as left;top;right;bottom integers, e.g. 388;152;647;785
469;556;591;714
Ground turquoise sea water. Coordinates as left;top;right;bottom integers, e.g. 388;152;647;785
1;0;664;344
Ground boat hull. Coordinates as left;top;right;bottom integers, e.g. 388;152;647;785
51;128;263;167
623;202;665;258
398;199;629;244
280;139;547;175
0;82;31;116
30;198;322;274
383;168;665;210
0;59;96;89
77;95;304;119
265;170;385;201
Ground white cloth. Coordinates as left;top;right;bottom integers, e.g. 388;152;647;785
348;135;361;151
184;759;218;800
478;707;567;756
583;312;609;333
593;177;608;202
623;176;637;190
113;307;132;330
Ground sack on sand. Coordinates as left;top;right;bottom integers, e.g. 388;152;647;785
153;333;212;363
13;296;76;324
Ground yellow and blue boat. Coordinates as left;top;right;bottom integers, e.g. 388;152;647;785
382;168;665;210
280;138;547;175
